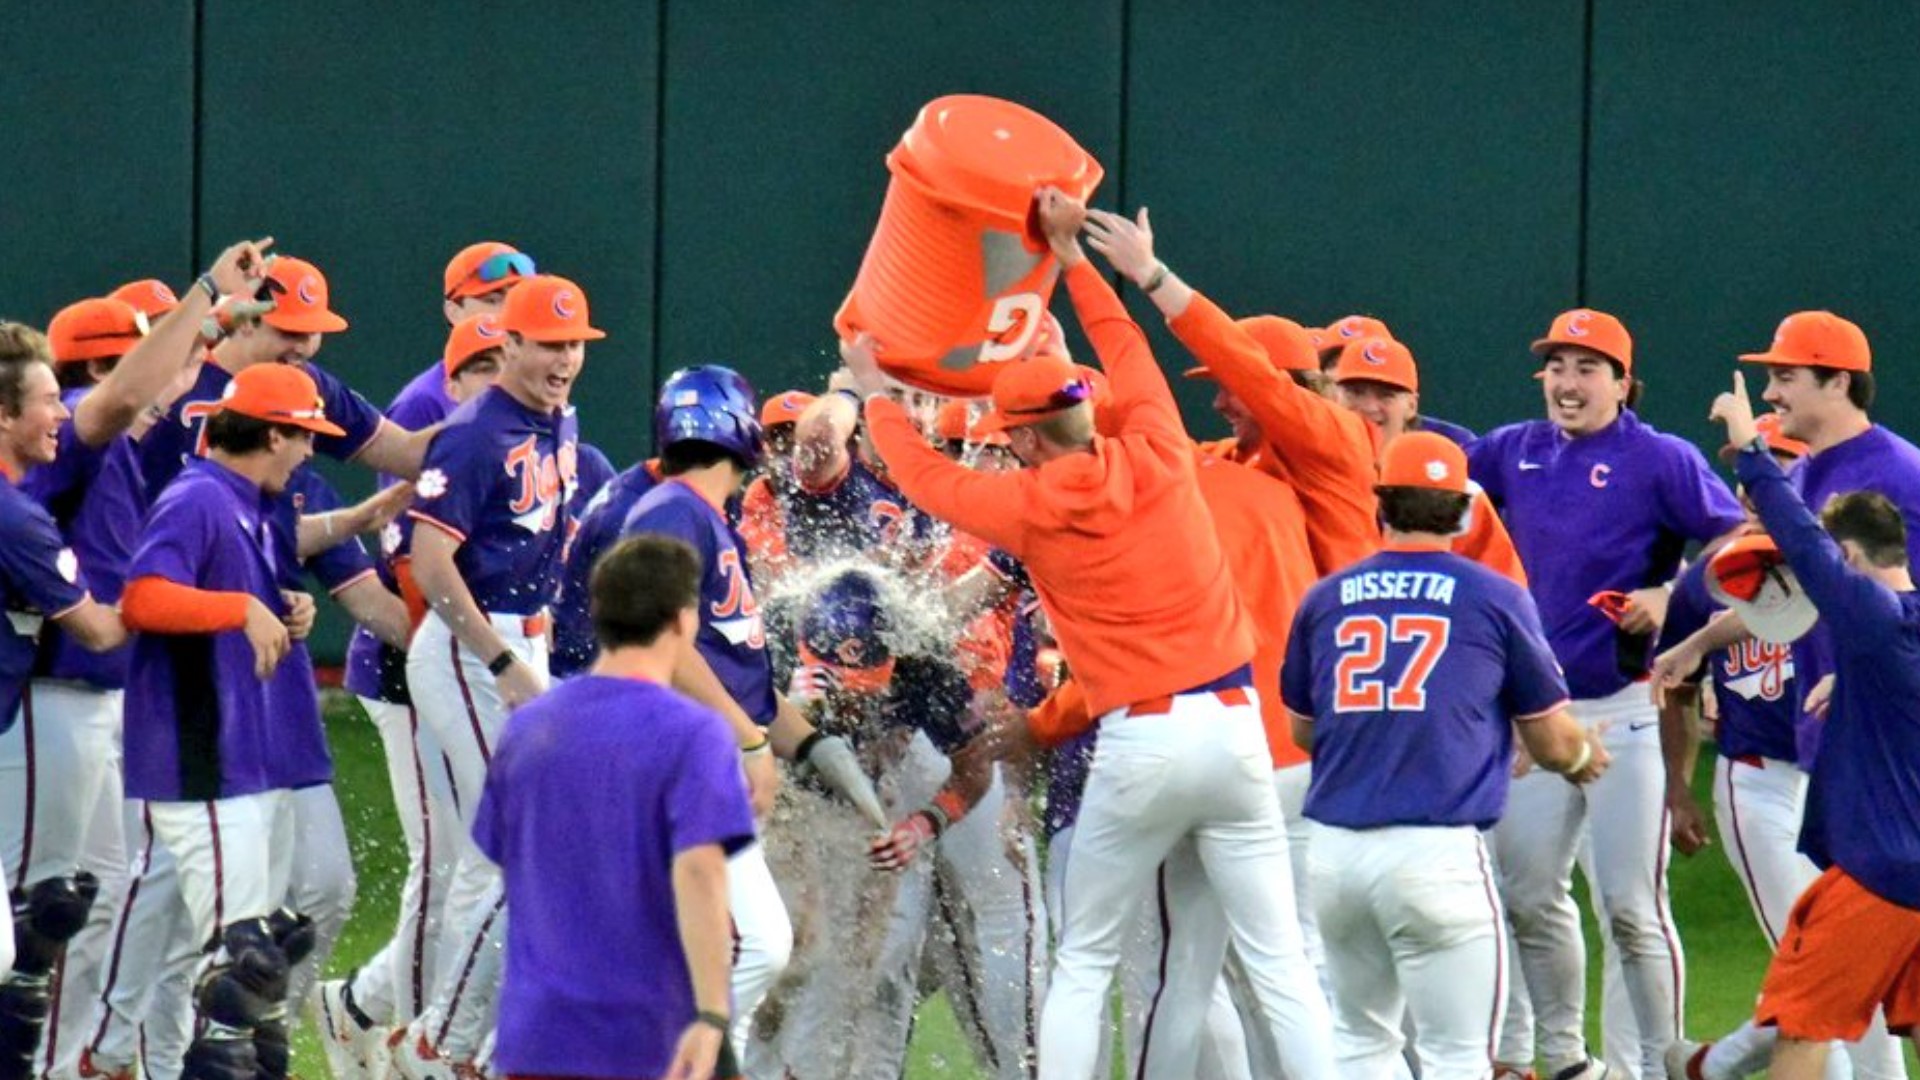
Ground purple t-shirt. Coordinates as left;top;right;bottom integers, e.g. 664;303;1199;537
0;476;89;730
474;676;755;1079
1468;410;1744;699
1786;424;1920;766
136;357;384;500
22;390;146;688
553;460;661;679
123;459;308;801
1656;555;1797;764
1283;548;1570;830
1737;449;1920;910
621;480;776;725
408;387;580;617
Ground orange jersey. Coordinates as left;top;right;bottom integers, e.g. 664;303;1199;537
1022;452;1317;768
1170;292;1382;575
738;472;791;575
1457;487;1528;585
866;261;1255;717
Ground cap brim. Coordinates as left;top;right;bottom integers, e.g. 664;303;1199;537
264;311;350;334
295;417;349;437
1533;337;1629;374
447;278;524;301
972;409;1016;434
1737;352;1795;365
1336;373;1417;394
1706;563;1818;644
516;326;608;342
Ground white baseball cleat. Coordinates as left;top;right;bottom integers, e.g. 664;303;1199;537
1548;1059;1610;1080
1493;1068;1539;1080
315;978;386;1080
76;1048;136;1080
1664;1038;1709;1080
390;1029;484;1080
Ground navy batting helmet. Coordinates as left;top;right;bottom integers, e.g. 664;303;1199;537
799;569;894;684
655;365;763;467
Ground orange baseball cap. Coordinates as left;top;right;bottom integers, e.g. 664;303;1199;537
934;399;1011;445
1185;315;1317;379
975;355;1092;434
1320;315;1394;355
217;362;346;436
1739;311;1870;372
499;275;606;343
444;242;535;300
260;257;349;334
760;390;816;428
1333;336;1419;393
110;279;180;319
1532;308;1632;374
1720;412;1808;464
1377;431;1468;493
48;298;149;363
1707;533;1816;644
443;314;509;377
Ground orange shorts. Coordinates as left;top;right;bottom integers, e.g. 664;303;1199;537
1755;866;1920;1040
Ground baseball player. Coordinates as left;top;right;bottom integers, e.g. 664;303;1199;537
738;389;815;583
1313;315;1477;446
1284;431;1608;1079
475;534;754;1080
380;242;536;426
0;326;129;1078
319;311;514;1080
395;274;597;1079
1706;370;1920;1079
617;365;886;1055
785;383;940;567
1466;309;1746;1080
116;361;352;1080
848;187;1335;1080
746;567;1043;1080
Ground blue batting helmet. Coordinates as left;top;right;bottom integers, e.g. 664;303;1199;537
799;569;894;675
655;365;763;467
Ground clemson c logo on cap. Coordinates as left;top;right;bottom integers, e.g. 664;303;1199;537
475;316;505;339
1566;310;1593;337
552;289;579;320
297;275;320;306
1338;318;1363;339
1363;340;1391;366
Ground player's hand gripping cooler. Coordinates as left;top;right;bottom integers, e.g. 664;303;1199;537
835;95;1102;396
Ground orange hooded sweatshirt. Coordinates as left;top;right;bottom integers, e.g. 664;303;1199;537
865;261;1255;717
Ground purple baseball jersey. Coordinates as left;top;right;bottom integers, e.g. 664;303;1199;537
123;459;310;801
1784;424;1920;767
1656;554;1797;764
408;387;580;617
22;389;147;688
473;675;755;1079
346;363;459;706
136;357;384;500
552;460;662;679
1737;449;1920;909
1417;414;1477;449
1283;547;1570;830
1468;410;1744;699
621;480;776;725
784;456;936;561
0;475;90;730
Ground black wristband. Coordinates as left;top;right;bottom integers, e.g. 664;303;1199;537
794;730;826;764
834;387;864;409
487;650;516;677
196;273;219;303
695;1009;730;1033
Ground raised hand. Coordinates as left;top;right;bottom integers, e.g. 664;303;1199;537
1709;370;1759;449
1083;206;1158;286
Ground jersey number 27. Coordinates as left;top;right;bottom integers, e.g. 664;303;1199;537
1333;614;1451;713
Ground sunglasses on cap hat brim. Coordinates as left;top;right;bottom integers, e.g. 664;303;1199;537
448;252;537;298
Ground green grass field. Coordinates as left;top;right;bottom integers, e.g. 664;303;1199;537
300;692;1914;1078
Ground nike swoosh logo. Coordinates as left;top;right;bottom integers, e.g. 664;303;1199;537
1519;462;1544;471
1628;720;1658;732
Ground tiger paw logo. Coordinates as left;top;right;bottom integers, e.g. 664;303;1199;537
416;468;449;501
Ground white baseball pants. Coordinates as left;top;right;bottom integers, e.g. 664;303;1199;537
1493;683;1683;1077
349;696;460;1027
1311;823;1508;1080
406;610;548;1059
147;790;296;951
284;783;357;1009
0;682;120;890
75;802;197;1080
1037;690;1334;1080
